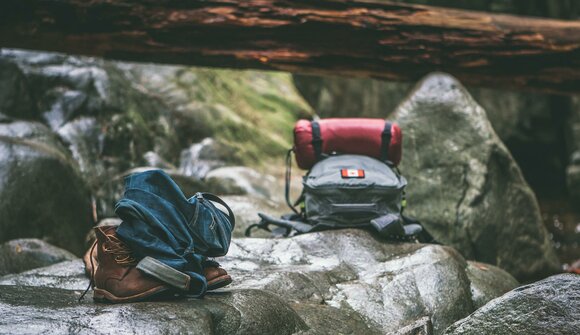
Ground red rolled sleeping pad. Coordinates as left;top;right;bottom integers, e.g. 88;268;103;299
293;118;402;170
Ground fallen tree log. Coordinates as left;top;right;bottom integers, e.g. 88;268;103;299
1;0;580;94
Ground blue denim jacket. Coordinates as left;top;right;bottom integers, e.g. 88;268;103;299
115;170;234;296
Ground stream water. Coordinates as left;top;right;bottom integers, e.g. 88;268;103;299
540;199;580;272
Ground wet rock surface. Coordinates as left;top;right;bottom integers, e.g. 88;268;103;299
393;73;560;281
0;121;93;255
0;239;76;276
222;229;517;334
0;230;517;334
0;286;307;335
444;274;580;335
465;261;519;310
0;260;88;290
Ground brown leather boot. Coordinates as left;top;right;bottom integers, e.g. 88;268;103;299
83;227;232;294
91;226;171;303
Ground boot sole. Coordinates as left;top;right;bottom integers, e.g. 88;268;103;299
207;275;232;291
93;286;169;304
137;256;233;292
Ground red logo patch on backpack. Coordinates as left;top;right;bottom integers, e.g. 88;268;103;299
341;169;365;178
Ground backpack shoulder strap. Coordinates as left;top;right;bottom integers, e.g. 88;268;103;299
199;192;236;229
245;212;313;237
285;149;301;215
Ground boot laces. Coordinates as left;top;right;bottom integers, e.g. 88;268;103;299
79;240;97;302
103;234;137;265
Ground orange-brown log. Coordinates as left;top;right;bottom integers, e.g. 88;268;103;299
1;0;580;94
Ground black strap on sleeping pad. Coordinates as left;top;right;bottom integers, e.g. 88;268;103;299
199;192;236;229
245;213;314;237
381;121;392;162
311;121;323;162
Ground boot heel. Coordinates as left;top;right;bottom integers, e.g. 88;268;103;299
93;289;106;302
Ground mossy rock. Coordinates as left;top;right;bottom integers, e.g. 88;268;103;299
125;65;313;167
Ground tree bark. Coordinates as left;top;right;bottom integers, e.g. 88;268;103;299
1;0;580;94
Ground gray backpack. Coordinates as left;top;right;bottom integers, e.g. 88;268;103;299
304;154;406;226
246;154;425;239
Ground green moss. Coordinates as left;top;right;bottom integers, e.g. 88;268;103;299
100;63;312;169
169;67;313;166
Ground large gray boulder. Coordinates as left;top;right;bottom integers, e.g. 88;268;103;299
0;230;517;335
393;73;560;281
221;229;517;335
0;239;76;276
444;274;580;335
465;261;519;310
0;121;93;255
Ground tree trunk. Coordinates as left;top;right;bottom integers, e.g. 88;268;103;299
1;0;580;94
